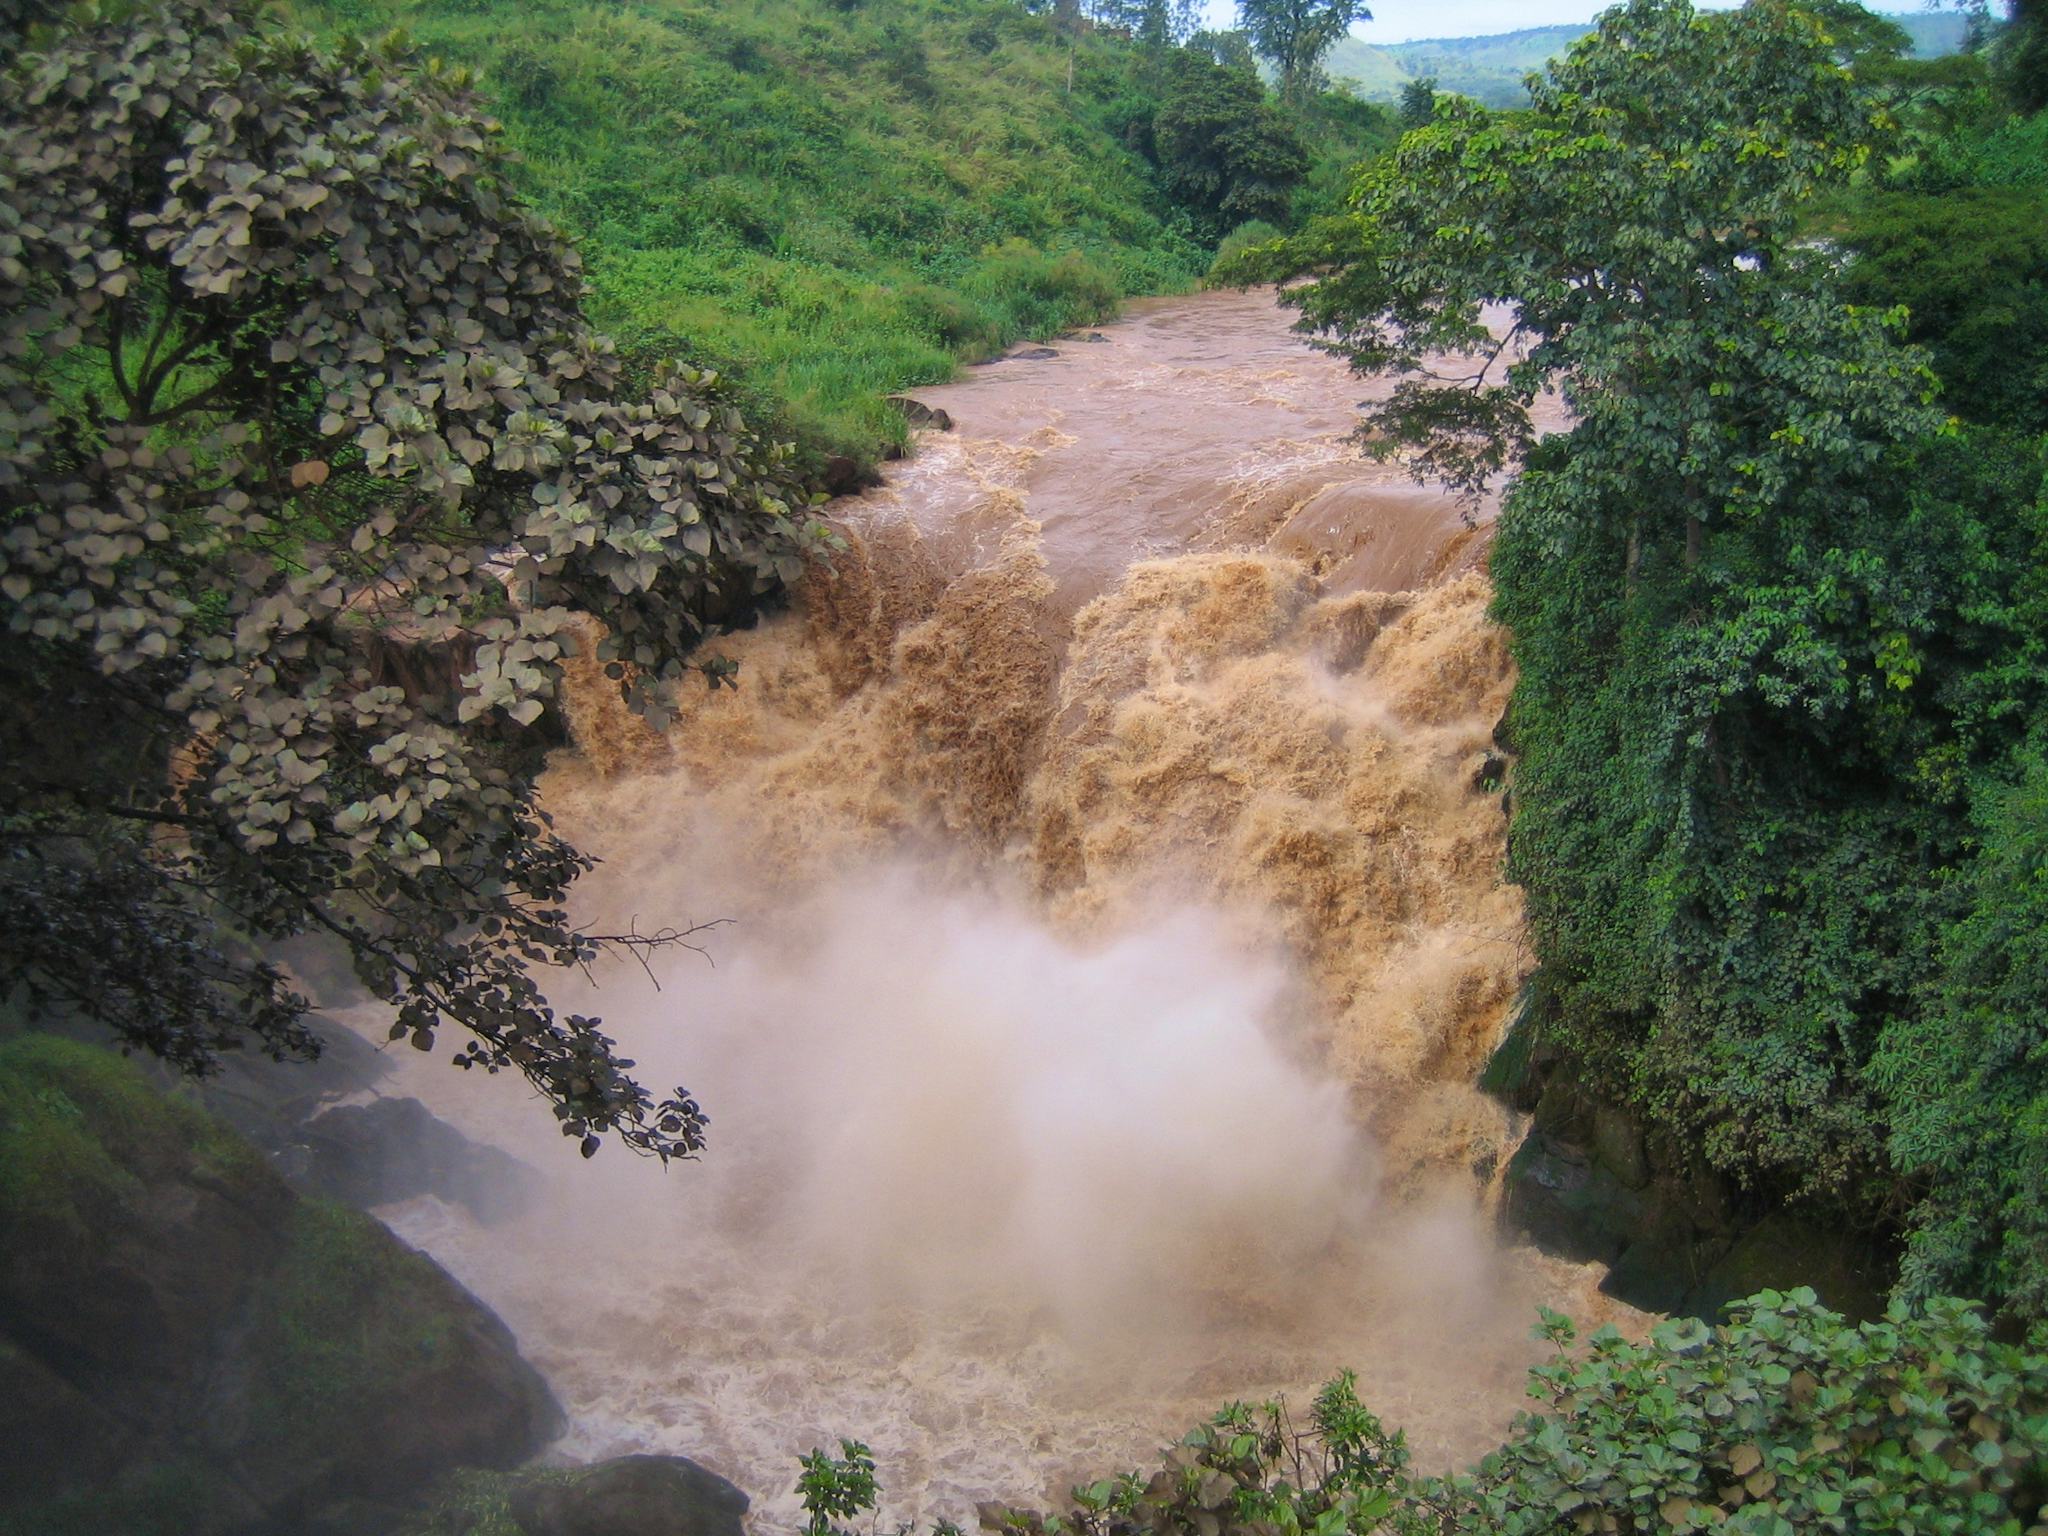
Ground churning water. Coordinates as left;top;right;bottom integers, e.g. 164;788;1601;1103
339;289;1632;1530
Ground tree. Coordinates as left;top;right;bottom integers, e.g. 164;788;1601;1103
1258;0;2048;1279
1236;0;1371;104
0;1;830;1157
1136;0;1204;49
1396;75;1435;127
2004;0;2048;111
1188;27;1260;75
1154;49;1309;241
1835;185;2048;434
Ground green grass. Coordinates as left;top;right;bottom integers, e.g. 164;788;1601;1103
285;0;1216;465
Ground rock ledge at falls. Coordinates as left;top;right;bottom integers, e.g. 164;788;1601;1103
0;1031;561;1536
508;1455;751;1536
1485;1004;1892;1321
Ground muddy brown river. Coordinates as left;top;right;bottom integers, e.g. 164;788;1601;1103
341;288;1625;1532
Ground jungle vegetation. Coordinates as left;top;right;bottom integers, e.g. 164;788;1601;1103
0;0;1394;1161
1232;0;2048;1325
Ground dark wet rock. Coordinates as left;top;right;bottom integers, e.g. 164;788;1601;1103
1490;704;1515;754
510;1455;750;1536
179;1014;390;1153
300;1494;417;1536
819;454;873;497
0;1340;134;1506
289;1095;539;1226
885;395;954;431
1683;1212;1891;1322
1475;985;1546;1110
1591;1104;1650;1191
1490;1012;1896;1320
0;1033;558;1535
1600;1203;1718;1316
1502;1131;1648;1266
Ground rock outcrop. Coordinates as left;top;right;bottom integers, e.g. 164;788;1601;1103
884;394;955;431
284;1095;539;1226
509;1455;750;1536
0;1033;560;1535
1487;1001;1892;1320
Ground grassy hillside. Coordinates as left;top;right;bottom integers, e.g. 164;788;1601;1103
1319;34;1406;98
1328;10;1971;108
286;0;1396;470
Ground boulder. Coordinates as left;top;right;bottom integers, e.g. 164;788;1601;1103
510;1455;750;1536
1590;1104;1650;1191
0;1033;559;1535
177;1012;390;1153
0;1338;136;1506
287;1095;539;1225
1501;1130;1649;1266
884;395;955;431
819;454;873;497
1492;1036;1896;1320
1680;1211;1890;1322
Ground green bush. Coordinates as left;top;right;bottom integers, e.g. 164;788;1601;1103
960;240;1123;339
1208;219;1285;282
807;1291;2048;1536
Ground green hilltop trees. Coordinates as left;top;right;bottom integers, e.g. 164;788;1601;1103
1154;48;1310;242
1239;0;1373;103
0;0;832;1156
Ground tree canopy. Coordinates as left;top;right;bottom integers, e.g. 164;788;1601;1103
1243;0;2048;1321
1236;0;1371;103
1153;48;1309;242
0;0;830;1157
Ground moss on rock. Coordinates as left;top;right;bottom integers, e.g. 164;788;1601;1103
0;1033;558;1534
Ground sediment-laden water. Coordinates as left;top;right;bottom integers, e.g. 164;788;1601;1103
343;289;1631;1531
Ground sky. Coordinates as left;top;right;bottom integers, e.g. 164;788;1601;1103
1196;0;1747;45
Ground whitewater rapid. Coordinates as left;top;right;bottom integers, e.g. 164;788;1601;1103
334;289;1629;1531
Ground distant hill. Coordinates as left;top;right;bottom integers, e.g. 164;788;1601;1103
1328;11;1972;109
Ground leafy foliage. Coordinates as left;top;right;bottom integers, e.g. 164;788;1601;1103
798;1440;892;1536
0;0;837;1156
1879;736;2048;1318
1834;187;2048;434
804;1292;2048;1536
1240;0;2048;1320
1237;0;1372;103
1153;49;1309;242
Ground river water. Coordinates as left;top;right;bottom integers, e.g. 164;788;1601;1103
353;288;1631;1530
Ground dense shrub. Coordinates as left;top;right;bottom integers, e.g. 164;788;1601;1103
1153;49;1308;242
804;1292;2048;1536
